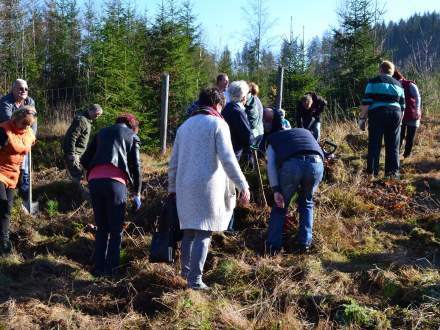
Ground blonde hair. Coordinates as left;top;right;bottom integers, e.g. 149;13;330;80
380;60;395;75
248;82;259;96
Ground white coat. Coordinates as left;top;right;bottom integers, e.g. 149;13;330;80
168;113;248;232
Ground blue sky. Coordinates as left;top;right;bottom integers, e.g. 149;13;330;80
93;0;439;55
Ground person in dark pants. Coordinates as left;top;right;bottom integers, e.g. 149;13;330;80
81;113;142;277
222;80;252;160
296;92;327;141
0;106;36;255
359;61;405;178
392;69;422;158
265;128;324;254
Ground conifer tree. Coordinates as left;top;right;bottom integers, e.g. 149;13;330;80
329;0;384;110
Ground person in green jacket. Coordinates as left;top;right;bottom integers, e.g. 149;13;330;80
63;104;103;182
245;82;264;147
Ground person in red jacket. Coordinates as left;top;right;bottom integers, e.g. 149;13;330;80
393;69;421;158
0;106;36;255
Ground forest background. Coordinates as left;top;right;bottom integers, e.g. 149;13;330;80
0;0;439;149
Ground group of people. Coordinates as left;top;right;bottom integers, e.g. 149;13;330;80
171;75;329;289
359;60;421;178
0;61;422;290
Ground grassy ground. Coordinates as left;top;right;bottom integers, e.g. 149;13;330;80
0;118;439;329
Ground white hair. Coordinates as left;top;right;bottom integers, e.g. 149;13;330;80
228;80;249;103
12;79;28;89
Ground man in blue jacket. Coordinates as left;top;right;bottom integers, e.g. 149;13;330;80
0;79;36;207
265;128;324;254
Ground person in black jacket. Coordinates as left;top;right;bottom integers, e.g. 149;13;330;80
222;80;252;160
81;113;142;277
296;92;327;141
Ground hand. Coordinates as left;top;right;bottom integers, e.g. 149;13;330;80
133;194;141;211
238;188;250;206
358;118;366;131
274;192;285;208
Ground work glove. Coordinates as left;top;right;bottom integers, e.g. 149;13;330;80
358;117;366;131
133;194;142;211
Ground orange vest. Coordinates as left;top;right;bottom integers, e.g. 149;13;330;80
0;121;35;189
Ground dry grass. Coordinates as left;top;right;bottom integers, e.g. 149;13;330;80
0;117;439;329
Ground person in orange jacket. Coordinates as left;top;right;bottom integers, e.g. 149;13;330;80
0;106;36;256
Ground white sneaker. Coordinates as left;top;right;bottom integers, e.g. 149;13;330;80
188;282;210;291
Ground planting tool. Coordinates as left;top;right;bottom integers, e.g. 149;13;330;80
251;145;267;207
25;150;39;215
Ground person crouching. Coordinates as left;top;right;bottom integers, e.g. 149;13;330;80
265;128;324;254
0;106;36;255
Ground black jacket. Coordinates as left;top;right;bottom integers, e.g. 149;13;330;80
296;92;327;129
222;102;252;153
80;123;142;194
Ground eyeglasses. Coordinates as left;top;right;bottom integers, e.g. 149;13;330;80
19;87;28;92
26;110;37;117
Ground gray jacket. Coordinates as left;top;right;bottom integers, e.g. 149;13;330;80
0;93;37;133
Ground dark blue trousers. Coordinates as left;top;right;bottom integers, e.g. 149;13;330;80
367;110;401;176
89;178;127;275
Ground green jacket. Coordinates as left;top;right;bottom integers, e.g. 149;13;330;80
63;111;93;157
245;95;264;138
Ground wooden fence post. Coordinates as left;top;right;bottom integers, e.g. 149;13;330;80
160;72;170;155
275;66;284;110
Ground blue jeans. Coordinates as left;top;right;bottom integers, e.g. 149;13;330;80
19;153;30;198
310;122;321;141
367;109;401;176
89;178;127;275
266;155;324;250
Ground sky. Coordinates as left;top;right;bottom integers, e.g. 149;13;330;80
94;0;439;55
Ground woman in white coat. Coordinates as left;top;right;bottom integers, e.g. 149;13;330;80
168;87;250;290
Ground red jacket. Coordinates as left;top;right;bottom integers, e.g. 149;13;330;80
401;79;420;121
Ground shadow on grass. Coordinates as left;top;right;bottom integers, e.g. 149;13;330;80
34;181;85;212
411;160;440;173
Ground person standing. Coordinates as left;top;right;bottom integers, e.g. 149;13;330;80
265;128;324;255
216;73;230;103
168;87;250;290
0;79;36;204
392;69;421;158
245;82;264;147
63;104;103;183
80;113;142;277
359;61;405;178
0;106;36;255
296;92;327;141
186;73;230;116
222;81;252;160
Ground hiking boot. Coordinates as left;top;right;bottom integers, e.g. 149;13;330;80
0;239;12;256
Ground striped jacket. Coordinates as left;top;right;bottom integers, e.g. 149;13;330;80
361;74;405;112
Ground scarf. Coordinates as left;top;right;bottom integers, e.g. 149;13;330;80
191;106;224;120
